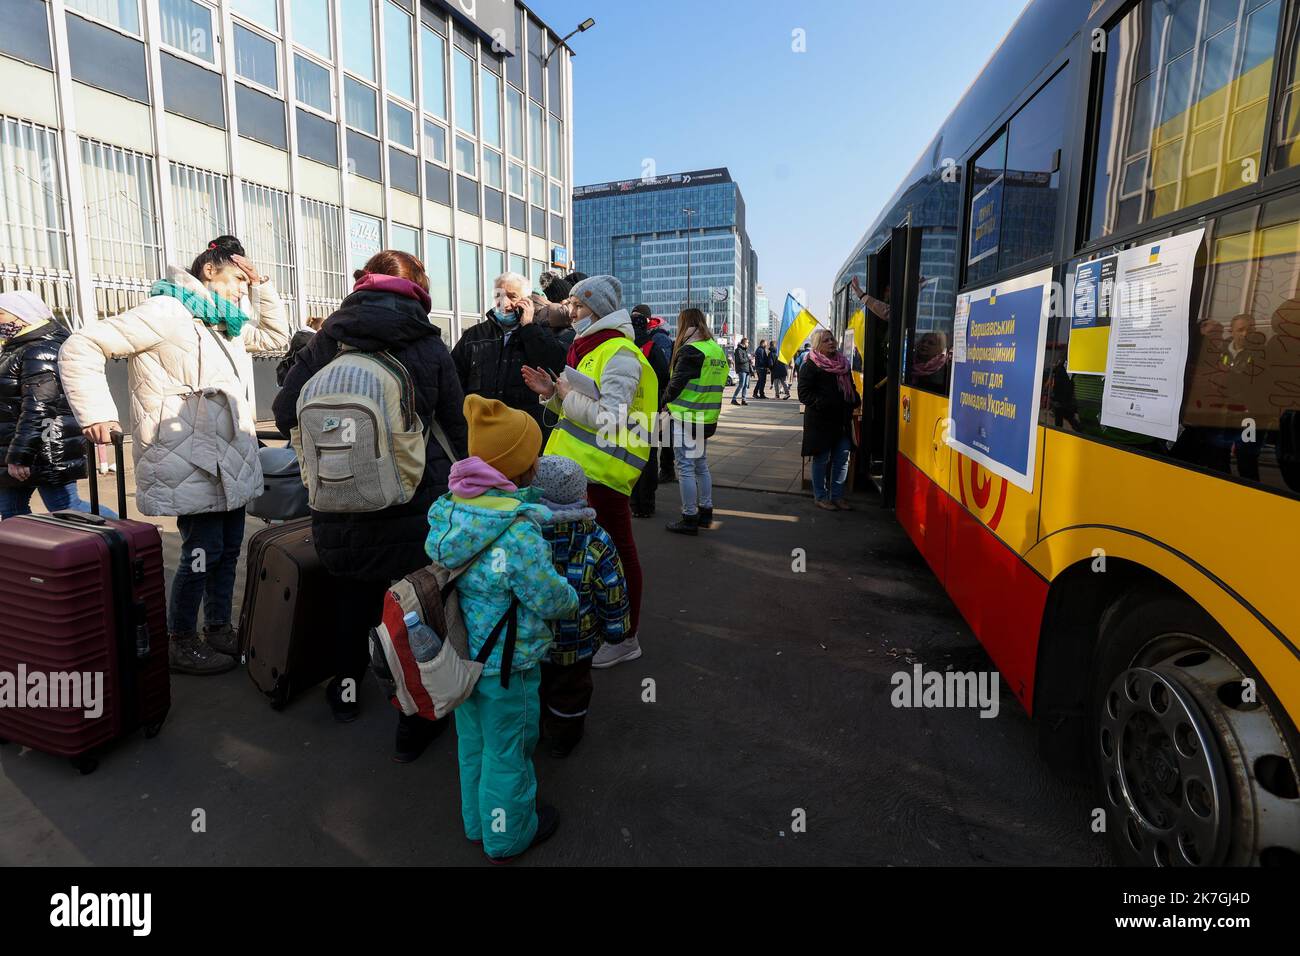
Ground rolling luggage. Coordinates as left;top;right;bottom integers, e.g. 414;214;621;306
237;517;336;709
0;432;169;774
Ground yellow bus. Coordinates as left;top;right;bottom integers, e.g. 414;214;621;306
834;0;1300;865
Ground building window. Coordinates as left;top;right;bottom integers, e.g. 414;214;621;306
505;8;524;89
531;204;546;239
292;0;331;59
507;87;524;162
349;211;382;273
387;100;415;149
508;161;525;198
481;68;502;149
483;148;503;189
66;13;150;104
343;0;376;81
529;102;544;171
236;83;287;149
230;0;276;31
1;0;53;70
530;170;545;205
548;40;562;117
300;197;345;324
391;223;420;256
426;232;452;311
457;175;480;215
79;137;160;315
384;1;414;101
295;55;333;114
66;0;139;35
241;180;295;308
526;17;543;102
234;23;278;91
161;53;225;128
549;180;563;212
0;116;74;321
484;188;504;224
169;163;229;263
548;115;562;175
455;136;477;176
509;195;526;230
425;162;451;205
159;0;215;64
423;120;447;165
347;130;382;182
1089;0;1283;240
458;239;480;314
296;108;339;166
345;78;379;135
421;25;447;120
509;253;527;279
389;146;419;194
485;248;504;300
454;49;476;135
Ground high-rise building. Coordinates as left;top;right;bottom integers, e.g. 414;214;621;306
572;167;756;338
754;284;770;341
0;0;575;344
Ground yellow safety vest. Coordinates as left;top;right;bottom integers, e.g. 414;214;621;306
667;339;728;424
545;337;657;495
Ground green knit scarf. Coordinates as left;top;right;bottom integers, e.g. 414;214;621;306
151;279;248;338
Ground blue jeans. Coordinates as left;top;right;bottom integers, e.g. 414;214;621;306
731;371;750;401
811;435;852;502
169;508;246;637
672;420;712;516
0;481;117;521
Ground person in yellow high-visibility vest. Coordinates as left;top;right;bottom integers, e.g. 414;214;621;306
661;308;728;535
522;275;656;669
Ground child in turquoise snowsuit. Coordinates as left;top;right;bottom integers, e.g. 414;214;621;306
426;395;578;861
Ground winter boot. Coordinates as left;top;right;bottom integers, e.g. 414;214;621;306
697;506;713;529
666;512;699;536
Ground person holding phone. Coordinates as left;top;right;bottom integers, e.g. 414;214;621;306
451;272;567;438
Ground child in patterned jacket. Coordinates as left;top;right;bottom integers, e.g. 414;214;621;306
531;455;631;757
425;395;578;863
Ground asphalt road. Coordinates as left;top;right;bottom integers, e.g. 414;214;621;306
0;485;1110;865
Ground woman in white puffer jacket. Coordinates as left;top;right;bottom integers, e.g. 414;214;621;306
59;236;289;675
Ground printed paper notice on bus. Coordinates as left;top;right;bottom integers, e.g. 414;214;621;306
1099;227;1205;442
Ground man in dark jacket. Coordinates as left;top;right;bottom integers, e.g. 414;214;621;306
753;340;771;399
629;304;670;517
273;269;467;748
452;271;566;435
645;316;676;481
731;337;753;405
0;291;99;518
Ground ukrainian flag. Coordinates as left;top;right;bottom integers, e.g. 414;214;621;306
777;294;818;364
847;306;866;396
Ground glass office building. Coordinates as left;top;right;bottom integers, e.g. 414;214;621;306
0;0;574;342
572;168;756;339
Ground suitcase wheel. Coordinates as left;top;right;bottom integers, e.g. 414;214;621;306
71;754;99;775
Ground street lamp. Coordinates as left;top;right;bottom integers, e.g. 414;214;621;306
543;17;596;66
682;206;696;311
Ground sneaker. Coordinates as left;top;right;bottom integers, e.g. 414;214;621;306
393;711;447;763
168;634;237;676
487;803;560;864
204;622;239;656
591;635;642;669
741;399;749;406
665;512;699;536
730;399;740;406
697;506;713;529
97;462;110;476
325;676;360;723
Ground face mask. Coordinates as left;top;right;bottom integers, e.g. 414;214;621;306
573;316;594;334
491;307;519;328
0;321;24;340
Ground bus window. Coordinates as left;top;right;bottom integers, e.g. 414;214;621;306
1050;193;1300;497
1088;0;1284;241
907;226;960;394
966;132;1006;288
1271;5;1300;172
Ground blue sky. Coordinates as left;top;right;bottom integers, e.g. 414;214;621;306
529;0;1028;321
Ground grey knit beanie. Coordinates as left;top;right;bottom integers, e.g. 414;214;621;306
533;455;588;508
571;274;622;319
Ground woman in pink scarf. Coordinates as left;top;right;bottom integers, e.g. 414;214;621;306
797;329;861;510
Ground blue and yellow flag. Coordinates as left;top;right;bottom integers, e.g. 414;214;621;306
777;294;818;364
847;306;866;396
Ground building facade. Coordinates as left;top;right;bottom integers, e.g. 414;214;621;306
0;0;575;342
572;167;756;338
753;284;770;342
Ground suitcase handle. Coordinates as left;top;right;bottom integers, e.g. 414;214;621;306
87;430;128;519
49;510;109;527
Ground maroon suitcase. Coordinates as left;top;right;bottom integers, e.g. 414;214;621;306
0;432;169;774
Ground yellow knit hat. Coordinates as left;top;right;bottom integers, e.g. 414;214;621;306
463;394;542;480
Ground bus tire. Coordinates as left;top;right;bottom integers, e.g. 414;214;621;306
1090;589;1300;866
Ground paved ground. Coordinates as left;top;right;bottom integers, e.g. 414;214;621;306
0;405;1109;865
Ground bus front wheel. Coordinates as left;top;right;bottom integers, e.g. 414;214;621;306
1091;591;1300;866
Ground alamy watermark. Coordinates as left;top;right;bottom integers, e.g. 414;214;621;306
0;665;104;719
891;664;1000;718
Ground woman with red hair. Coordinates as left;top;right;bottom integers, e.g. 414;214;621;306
274;250;468;760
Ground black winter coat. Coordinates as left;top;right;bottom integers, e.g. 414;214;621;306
451;315;567;427
272;290;468;582
733;345;752;373
798;355;860;457
0;322;86;488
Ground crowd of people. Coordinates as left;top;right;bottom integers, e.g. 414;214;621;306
0;235;766;863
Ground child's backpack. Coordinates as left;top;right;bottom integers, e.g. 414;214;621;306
368;517;525;720
291;347;437;512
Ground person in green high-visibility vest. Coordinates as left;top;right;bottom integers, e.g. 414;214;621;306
661;308;727;535
521;275;655;669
